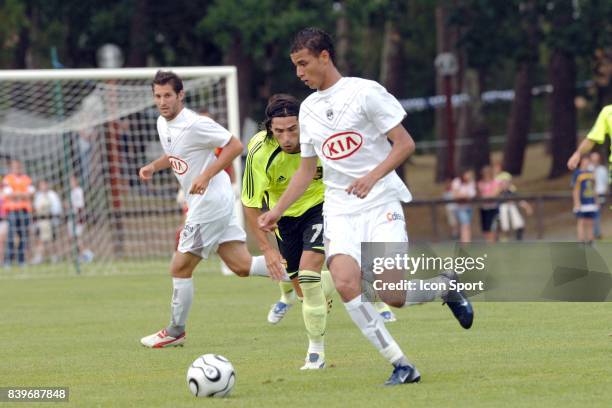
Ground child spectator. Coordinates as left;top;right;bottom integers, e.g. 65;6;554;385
477;165;500;243
572;156;599;243
32;180;62;264
497;173;532;241
451;169;476;243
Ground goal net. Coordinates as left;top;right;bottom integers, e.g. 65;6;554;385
0;67;240;276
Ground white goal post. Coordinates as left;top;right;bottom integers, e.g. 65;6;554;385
0;67;241;275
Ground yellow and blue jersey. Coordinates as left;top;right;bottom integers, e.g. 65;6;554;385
572;169;598;212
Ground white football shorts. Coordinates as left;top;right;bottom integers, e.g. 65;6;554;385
324;201;408;267
178;211;246;259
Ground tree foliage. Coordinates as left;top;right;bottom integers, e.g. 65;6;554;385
1;0;610;178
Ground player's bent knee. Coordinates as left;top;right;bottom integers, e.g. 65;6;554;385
170;265;194;279
170;251;198;278
232;265;250;277
217;242;251;277
333;277;362;301
224;260;250;277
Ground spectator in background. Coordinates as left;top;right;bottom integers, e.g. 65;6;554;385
589;151;608;239
492;161;509;181
477;165;500;243
31;180;62;264
497;173;533;241
68;175;94;263
572;156;598;243
451;169;476;243
442;178;459;240
3;160;34;267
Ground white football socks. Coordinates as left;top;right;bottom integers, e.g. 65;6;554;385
278;281;297;305
249;255;289;280
167;277;193;337
403;275;449;306
344;295;405;365
308;339;325;354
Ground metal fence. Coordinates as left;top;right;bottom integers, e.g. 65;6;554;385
403;193;608;243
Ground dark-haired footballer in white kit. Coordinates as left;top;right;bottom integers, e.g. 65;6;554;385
139;70;286;349
259;28;473;386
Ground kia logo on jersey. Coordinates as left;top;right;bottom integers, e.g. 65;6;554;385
169;156;188;175
322;131;363;160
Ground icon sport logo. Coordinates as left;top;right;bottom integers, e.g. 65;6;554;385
169;156;188;175
322;131;363;160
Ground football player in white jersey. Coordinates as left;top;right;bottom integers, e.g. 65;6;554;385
139;70;287;348
259;28;474;385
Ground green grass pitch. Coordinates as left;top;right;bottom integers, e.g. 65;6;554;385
1;259;611;407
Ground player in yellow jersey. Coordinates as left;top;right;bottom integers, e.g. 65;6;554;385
242;94;332;369
568;105;612;179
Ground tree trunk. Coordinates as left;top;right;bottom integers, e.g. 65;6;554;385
126;0;148;67
548;49;576;178
335;1;350;74
359;32;377;79
259;43;279;102
502;0;538;175
380;18;407;181
503;61;534;175
434;5;463;181
434;6;449;181
223;34;253;132
12;1;33;69
458;68;490;174
380;20;403;95
12;24;29;69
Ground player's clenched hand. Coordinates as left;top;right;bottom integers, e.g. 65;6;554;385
139;164;156;182
345;173;378;199
263;248;286;281
189;174;210;195
258;209;281;233
567;152;581;170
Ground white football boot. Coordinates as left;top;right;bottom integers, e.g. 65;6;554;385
140;329;185;348
300;352;325;370
267;301;293;324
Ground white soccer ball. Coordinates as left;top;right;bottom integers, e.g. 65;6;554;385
186;354;235;398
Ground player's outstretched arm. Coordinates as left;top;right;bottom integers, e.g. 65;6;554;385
190;137;242;194
139;154;171;181
243;206;285;278
258;156;317;232
567;138;595;170
345;124;415;199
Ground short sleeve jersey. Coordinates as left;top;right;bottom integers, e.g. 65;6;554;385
299;77;412;215
572;169;598;212
586;105;612;162
157;108;233;224
241;130;324;217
